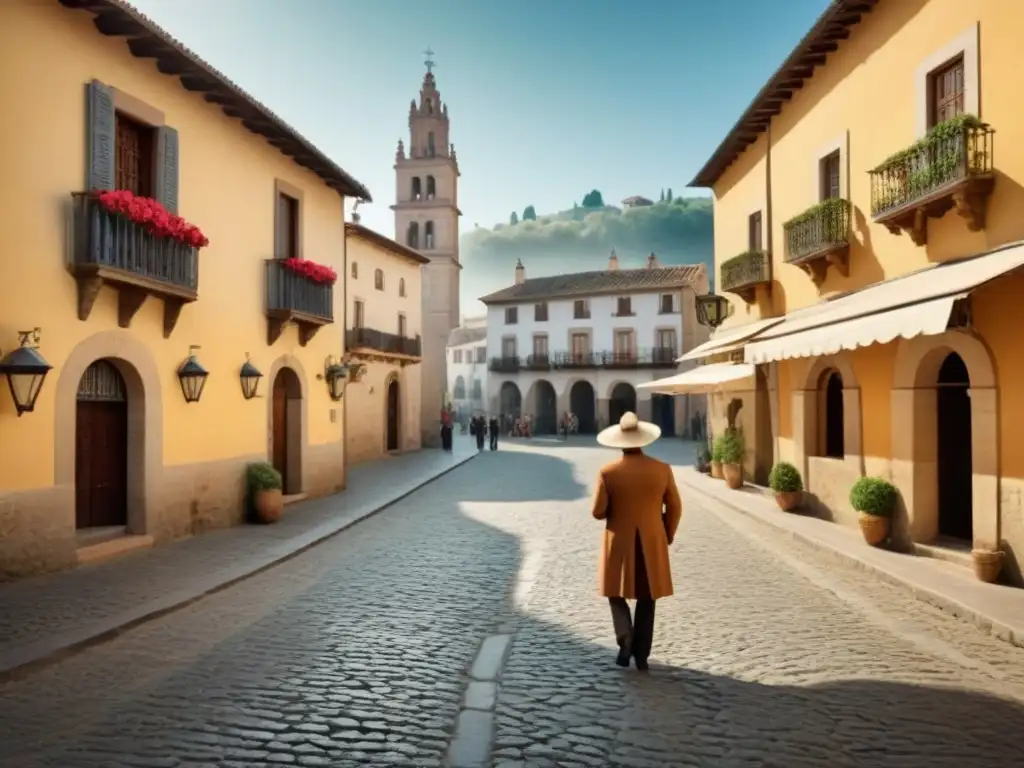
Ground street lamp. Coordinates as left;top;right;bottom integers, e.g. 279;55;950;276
324;357;348;401
177;345;209;404
0;328;52;417
696;292;731;329
239;355;263;400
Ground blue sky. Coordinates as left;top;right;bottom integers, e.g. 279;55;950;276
131;0;831;237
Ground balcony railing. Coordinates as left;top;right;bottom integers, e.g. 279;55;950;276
869;116;995;244
549;349;678;369
489;356;521;373
71;192;199;336
346;327;422;358
553;352;599;369
784;198;850;266
525;354;551;370
719;250;771;301
265;258;334;346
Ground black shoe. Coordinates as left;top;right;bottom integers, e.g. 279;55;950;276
615;649;631;667
634;657;649;671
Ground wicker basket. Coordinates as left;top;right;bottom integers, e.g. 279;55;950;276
971;549;1004;583
858;512;889;547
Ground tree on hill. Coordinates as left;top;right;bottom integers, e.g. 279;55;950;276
581;189;604;208
509;211;519;225
523;205;537;221
659;189;665;202
666;187;673;201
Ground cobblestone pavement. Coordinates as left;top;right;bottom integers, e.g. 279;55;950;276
3;440;1024;767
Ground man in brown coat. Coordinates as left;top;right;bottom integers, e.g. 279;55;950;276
592;411;682;670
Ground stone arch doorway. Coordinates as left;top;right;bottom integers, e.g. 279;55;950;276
651;394;675;437
570;380;597;434
608;383;637;426
271;367;303;495
754;366;774;486
386;376;401;452
533;380;557;434
937;352;972;541
500;381;522;422
75;359;129;530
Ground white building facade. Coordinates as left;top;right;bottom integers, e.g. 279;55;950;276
446;317;488;422
480;253;711;436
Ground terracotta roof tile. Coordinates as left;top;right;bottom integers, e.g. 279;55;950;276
479;265;706;305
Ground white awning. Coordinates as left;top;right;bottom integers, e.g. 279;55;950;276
678;316;784;361
745;241;1024;364
638;362;756;394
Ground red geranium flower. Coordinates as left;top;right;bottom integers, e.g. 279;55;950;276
282;257;338;286
92;189;210;249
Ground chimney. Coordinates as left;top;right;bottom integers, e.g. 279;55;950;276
608;248;620;271
514;258;526;285
646;252;661;269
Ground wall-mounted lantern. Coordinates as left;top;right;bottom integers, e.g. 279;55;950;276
0;328;52;417
177;345;209;404
696;292;731;329
239;354;263;400
324;357;349;402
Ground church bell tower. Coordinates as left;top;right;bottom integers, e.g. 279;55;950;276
392;49;462;447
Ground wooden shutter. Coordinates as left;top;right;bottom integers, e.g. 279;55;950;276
154;126;180;213
87;80;116;191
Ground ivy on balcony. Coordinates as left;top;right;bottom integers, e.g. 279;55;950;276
783;197;850;285
719;250;771;303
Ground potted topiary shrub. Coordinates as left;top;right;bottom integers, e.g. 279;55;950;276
719;430;745;490
768;462;803;511
694;443;711;473
850;476;898;547
246;461;284;524
710;436;724;479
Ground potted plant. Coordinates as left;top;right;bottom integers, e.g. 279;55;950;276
972;548;1004;584
768;462;803;511
710;436;724;479
719;430;745;490
850;476;898;547
694;443;711;473
246;461;284;524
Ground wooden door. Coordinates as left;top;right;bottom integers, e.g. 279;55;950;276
387;380;400;451
75;400;128;529
272;374;289;490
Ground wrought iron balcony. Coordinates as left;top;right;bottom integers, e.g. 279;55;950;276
265;259;334;346
783;198;851;285
525;354;551;370
71;192;199;337
869;117;994;246
489;356;521;373
599;348;678;369
346;327;422;361
552;352;598;369
719;250;771;302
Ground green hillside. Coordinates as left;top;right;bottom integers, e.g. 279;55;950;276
460;192;714;308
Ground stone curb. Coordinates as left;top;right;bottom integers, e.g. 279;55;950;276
679;473;1024;650
0;452;479;682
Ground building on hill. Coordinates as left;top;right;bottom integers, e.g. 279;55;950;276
0;0;368;579
622;195;655;208
344;221;427;463
391;52;461;448
446;323;488;424
686;0;1024;585
479;253;710;436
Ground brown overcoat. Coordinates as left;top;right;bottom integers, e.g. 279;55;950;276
591;452;682;600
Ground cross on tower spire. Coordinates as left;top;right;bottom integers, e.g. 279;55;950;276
423;47;435;74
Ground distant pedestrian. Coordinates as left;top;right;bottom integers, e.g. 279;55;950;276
440;409;453;452
474;415;486;451
488;416;499;450
592;411;682;671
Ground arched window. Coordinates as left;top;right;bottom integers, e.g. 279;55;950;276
453;376;466;399
399;277;406;297
428;132;436;157
407;222;419;249
426;98;434;114
819;369;845;459
350;262;358;279
374;268;384;291
426;176;436;200
425;221;435;250
411;177;422;201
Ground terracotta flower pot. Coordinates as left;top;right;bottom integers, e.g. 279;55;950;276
858;512;890;547
723;463;743;489
774;491;802;511
255;488;283;524
971;549;1004;583
710;460;723;479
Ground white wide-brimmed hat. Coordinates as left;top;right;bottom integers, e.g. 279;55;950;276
597;411;661;449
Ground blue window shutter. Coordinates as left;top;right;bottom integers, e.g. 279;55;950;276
86;80;115;191
155;126;180;213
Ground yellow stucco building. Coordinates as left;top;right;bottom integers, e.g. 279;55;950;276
0;0;370;578
344;222;425;462
689;0;1024;584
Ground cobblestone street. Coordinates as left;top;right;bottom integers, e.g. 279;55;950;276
3;439;1024;767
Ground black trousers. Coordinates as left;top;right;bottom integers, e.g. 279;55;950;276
489;432;498;450
608;533;657;662
476;432;485;450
